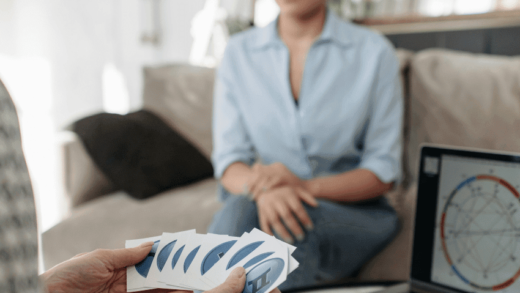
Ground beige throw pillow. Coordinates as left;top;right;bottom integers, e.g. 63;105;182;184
407;49;520;182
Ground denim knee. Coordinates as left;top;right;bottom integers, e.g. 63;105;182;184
381;210;400;245
208;195;259;236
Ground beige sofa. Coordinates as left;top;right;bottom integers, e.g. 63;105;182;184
42;49;520;283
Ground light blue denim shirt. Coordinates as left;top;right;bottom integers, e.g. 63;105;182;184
212;11;403;184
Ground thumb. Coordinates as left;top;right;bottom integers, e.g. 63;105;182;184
104;241;155;269
206;267;245;293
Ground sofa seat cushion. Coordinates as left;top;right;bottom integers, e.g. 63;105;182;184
43;179;414;282
358;184;417;281
407;49;520;180
42;178;220;270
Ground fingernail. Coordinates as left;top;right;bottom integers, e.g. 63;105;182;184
284;237;294;245
138;241;154;248
296;234;305;242
305;223;314;231
231;267;245;278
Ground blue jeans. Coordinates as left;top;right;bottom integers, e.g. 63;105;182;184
208;187;400;290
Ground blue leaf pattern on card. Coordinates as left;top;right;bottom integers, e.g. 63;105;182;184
172;245;185;270
243;252;274;269
157;240;177;271
226;241;264;270
136;240;160;277
184;245;201;273
201;240;237;275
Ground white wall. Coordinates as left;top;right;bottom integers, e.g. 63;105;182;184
1;0;254;129
0;0;61;234
159;0;205;62
0;0;208;127
0;0;16;55
0;0;210;233
41;0;159;128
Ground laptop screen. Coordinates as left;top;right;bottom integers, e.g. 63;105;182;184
412;146;520;293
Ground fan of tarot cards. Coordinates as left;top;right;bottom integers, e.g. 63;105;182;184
127;228;299;293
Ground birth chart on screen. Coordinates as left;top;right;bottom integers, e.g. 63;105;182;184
431;155;520;293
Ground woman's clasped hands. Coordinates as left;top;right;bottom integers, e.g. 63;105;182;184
246;162;319;244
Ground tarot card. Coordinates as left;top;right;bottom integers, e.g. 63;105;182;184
144;230;195;290
217;236;289;292
160;233;206;289
156;230;196;286
126;235;162;292
202;229;283;287
181;234;239;290
255;229;299;274
127;229;298;292
240;249;289;293
288;253;299;274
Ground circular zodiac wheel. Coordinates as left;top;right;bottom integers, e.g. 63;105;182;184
441;175;520;291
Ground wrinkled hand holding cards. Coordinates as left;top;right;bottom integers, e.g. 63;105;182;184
126;228;299;293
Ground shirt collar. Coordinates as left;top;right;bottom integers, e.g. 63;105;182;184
251;9;353;50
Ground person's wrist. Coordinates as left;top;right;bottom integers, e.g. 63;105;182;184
302;179;320;196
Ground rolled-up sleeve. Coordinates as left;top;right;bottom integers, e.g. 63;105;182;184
359;45;403;184
212;45;255;179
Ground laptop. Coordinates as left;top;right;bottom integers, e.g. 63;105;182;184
380;144;520;293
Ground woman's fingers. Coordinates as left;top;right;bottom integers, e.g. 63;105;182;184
286;196;314;234
275;200;304;241
271;218;293;244
263;203;293;244
259;208;273;236
297;187;319;207
256;185;317;245
250;163;300;196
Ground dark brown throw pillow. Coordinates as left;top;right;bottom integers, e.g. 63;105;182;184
73;110;214;199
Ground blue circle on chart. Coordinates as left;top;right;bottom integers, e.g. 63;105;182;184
172;244;185;270
243;258;284;293
135;240;160;278
157;240;177;272
226;241;264;270
200;240;237;275
184;245;201;273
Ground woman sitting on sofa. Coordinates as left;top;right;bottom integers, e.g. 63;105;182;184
209;0;403;289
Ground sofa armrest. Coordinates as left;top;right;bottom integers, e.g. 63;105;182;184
58;131;117;208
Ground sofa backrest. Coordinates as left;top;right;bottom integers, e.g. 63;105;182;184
142;64;215;159
141;49;520;188
406;49;520;182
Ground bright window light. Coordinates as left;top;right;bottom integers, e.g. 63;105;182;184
102;63;130;115
254;0;279;28
500;0;520;9
419;0;454;16
0;55;61;235
453;0;495;15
